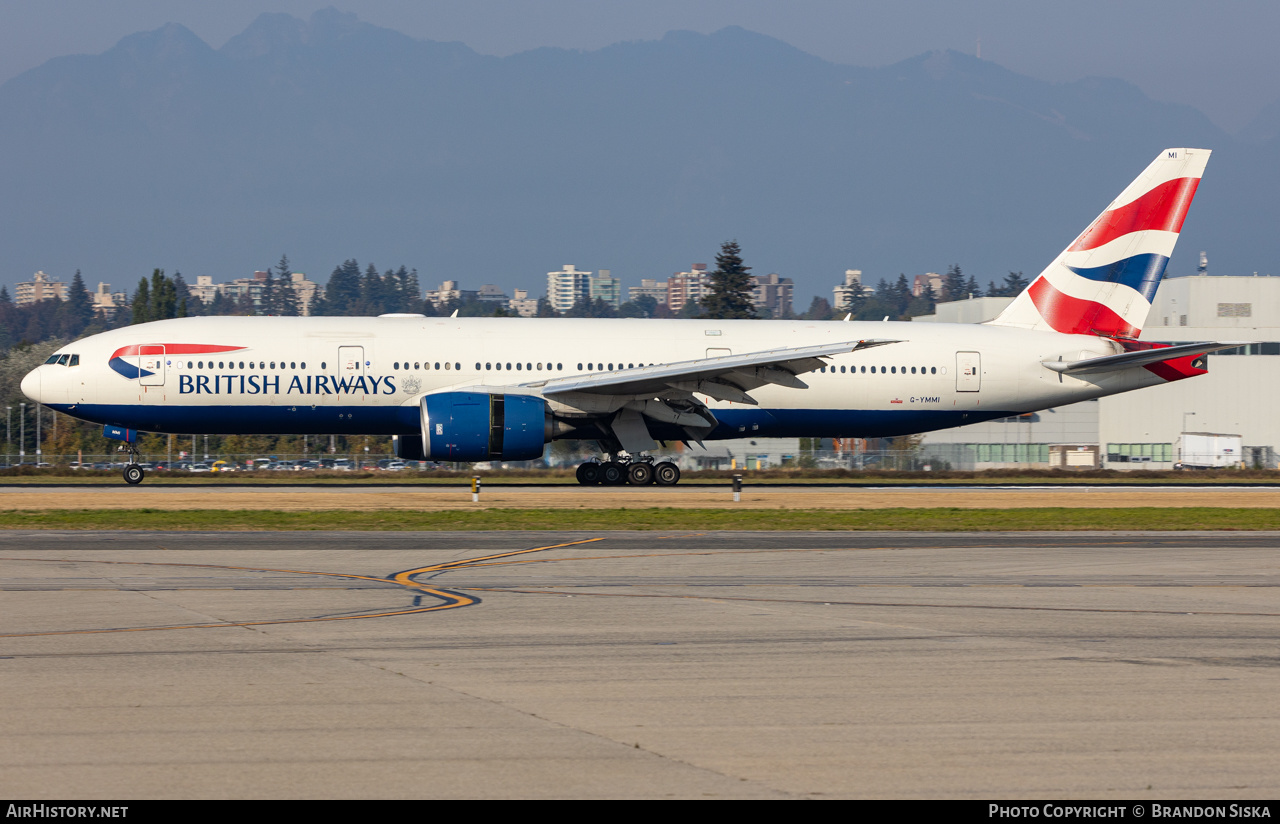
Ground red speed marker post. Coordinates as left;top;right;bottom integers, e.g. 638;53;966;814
732;473;742;503
472;475;481;503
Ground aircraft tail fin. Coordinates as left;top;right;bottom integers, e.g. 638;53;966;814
988;148;1210;339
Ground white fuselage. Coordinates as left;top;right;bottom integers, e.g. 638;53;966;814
22;315;1165;441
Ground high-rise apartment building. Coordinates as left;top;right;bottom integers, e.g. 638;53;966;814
666;264;709;314
589;269;622;309
753;273;794;318
14;271;67;306
547;265;591;313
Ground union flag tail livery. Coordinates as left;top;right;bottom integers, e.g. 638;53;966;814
990;148;1209;339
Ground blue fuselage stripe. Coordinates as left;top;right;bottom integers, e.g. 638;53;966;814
51;403;1016;440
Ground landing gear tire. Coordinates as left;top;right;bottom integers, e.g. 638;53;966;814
600;461;626;485
627;461;655;486
123;464;145;485
654;461;680;486
576;462;602;485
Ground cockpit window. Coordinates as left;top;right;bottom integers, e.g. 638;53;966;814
56;354;70;366
69;355;79;367
45;355;60;364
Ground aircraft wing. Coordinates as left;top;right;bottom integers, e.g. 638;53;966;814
1042;341;1247;376
528;338;901;405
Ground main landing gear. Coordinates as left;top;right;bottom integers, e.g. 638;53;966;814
575;455;680;486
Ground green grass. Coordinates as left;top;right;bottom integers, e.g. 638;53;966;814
1;507;1277;531
2;468;1280;486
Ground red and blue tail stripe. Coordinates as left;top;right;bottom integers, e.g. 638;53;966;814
991;148;1209;340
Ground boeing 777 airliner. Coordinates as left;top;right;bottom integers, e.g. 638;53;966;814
21;148;1236;485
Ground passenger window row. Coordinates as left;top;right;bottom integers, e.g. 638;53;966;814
819;365;946;375
183;360;307;370
576;363;651;371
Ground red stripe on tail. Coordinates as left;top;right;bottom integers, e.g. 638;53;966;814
1027;278;1140;338
1068;177;1200;252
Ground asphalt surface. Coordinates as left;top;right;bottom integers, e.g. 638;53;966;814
3;530;1279;799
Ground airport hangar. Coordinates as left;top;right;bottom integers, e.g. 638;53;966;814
909;273;1280;471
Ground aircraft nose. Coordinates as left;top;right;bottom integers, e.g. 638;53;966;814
20;368;41;403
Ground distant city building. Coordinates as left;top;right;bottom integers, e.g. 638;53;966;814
666;264;709;314
547;265;592;313
509;288;539;317
589;269;622;309
91;282;128;319
189;269;321;315
15;271;67;306
476;284;509;303
912;272;943;298
752;273;794;318
216;271;271;310
190;275;219;305
424;280;466;308
289;271;321;315
628;278;669;306
833;269;870;311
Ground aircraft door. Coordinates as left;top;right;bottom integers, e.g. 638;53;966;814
338;345;366;399
955;351;981;392
138;345;165;387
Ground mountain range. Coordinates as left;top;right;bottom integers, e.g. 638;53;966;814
1;7;1274;302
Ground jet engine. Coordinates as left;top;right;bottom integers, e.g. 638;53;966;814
395;391;549;462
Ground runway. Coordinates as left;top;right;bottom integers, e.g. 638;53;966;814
3;483;1280;510
3;530;1279;798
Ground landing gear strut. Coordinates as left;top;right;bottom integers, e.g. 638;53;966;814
575;455;680;486
120;443;144;485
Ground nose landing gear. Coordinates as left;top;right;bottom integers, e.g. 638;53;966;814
119;443;145;485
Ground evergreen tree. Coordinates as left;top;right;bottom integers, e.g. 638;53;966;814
257;270;278;316
322;260;362;315
618;295;659;318
0;286;11;306
535;297;558;317
940;264;965;302
59;270;94;337
964;275;982;299
358;264;386;315
172;271;200;317
1003;270;1030;295
273;255;300;316
699;240;756;319
891;274;913;317
802;296;835;320
905;282;937;319
400;267;421;311
131;277;151;325
148;269;177;320
208;290;236;316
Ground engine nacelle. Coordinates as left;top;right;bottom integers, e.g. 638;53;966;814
404;391;548;462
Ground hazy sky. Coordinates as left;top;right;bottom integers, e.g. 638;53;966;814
3;0;1278;132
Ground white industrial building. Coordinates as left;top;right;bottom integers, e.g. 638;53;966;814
912;274;1280;469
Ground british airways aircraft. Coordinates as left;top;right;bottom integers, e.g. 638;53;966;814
21;148;1236;485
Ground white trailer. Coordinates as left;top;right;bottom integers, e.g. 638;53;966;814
1177;432;1243;469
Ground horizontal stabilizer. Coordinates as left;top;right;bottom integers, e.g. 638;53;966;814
1042;341;1247;375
